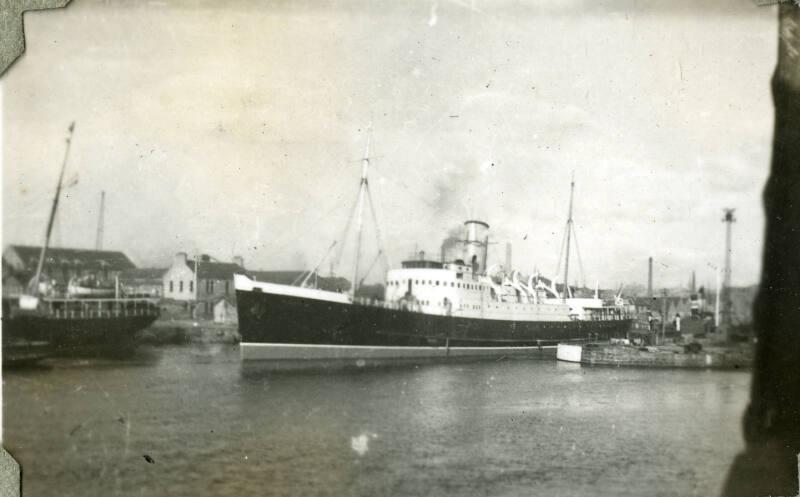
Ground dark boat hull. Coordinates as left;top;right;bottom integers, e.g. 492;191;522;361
236;289;633;364
2;312;159;359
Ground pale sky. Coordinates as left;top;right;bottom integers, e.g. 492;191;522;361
2;0;778;289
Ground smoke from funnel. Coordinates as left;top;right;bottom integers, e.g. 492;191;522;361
440;225;463;263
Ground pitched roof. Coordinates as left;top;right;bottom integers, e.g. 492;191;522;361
119;267;167;281
249;270;311;285
249;271;351;291
188;260;246;280
5;245;136;272
631;295;693;308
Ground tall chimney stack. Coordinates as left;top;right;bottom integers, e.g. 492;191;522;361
647;257;653;298
505;242;512;270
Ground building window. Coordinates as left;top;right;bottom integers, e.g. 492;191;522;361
170;280;174;292
189;281;194;293
225;281;229;295
179;281;184;292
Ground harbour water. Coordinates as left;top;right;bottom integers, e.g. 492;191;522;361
4;345;749;497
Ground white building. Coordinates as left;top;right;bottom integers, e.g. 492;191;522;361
213;298;237;324
161;252;245;310
162;252;196;301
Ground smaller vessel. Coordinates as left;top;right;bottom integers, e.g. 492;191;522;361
66;275;117;298
2;123;159;359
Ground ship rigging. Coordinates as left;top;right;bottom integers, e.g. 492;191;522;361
234;135;634;365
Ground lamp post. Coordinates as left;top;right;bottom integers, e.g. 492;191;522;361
661;289;668;345
193;254;199;319
707;262;722;334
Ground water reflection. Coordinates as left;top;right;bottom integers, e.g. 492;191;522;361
4;344;750;497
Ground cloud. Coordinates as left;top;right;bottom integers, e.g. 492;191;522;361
2;0;777;287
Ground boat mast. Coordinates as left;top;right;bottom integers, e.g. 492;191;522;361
351;134;371;296
31;122;76;294
562;172;575;302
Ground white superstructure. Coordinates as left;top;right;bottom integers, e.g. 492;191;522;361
382;219;576;322
384;261;573;321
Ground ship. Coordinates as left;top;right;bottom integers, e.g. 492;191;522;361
2;123;159;361
235;140;634;366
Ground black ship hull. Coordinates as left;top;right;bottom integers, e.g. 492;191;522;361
2;298;160;360
236;288;633;366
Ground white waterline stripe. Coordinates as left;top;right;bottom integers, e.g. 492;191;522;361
241;342;557;350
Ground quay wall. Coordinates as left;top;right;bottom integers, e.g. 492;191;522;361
580;345;752;369
137;319;240;344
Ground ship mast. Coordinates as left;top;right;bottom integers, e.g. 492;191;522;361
561;172;575;302
351;134;371;296
31;122;76;295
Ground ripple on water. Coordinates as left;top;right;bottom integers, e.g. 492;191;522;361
4;345;749;497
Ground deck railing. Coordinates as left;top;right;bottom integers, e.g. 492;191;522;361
351;296;635;321
41;298;160;320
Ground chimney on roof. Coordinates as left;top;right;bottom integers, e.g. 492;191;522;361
175;252;188;266
200;254;211;262
232;255;244;268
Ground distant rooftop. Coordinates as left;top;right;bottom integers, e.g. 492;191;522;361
185;260;246;280
250;270;350;292
119;267;167;281
4;245;136;272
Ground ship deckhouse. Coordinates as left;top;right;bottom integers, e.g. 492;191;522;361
383;220;572;322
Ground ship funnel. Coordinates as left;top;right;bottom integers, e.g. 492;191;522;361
463;220;489;274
